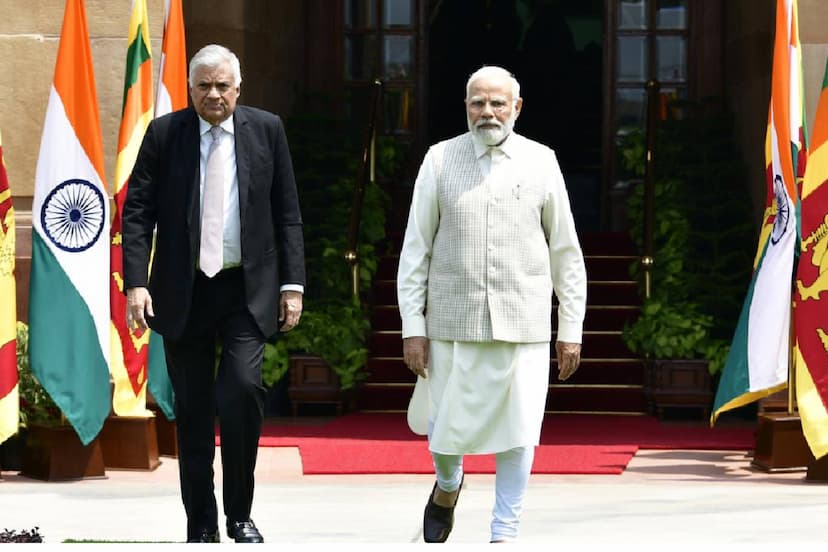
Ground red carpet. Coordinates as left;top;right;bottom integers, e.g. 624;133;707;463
216;413;755;475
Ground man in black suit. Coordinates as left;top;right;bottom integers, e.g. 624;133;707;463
122;44;305;544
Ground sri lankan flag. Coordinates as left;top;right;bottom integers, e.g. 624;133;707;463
0;130;18;445
795;57;828;459
110;0;154;416
712;0;805;424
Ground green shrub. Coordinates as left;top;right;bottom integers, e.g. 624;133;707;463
16;322;63;427
620;98;754;374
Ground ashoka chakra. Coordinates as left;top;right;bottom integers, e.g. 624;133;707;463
41;179;106;252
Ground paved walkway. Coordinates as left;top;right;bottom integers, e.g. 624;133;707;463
2;444;827;548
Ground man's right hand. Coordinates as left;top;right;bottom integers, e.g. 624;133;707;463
403;336;429;379
126;287;154;332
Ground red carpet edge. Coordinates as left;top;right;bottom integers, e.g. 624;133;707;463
214;413;753;475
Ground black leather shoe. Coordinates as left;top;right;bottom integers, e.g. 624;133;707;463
187;529;220;543
227;520;264;543
423;476;463;543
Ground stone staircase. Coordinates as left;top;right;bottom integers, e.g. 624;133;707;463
358;231;647;415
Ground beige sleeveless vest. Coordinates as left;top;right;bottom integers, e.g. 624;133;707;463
426;133;553;343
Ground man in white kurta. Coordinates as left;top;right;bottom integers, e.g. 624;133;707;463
397;66;587;543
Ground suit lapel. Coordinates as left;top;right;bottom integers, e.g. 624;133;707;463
234;107;251;230
181;109;201;250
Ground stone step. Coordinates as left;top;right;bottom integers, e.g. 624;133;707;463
367;330;637;360
365;357;646;386
357;382;647;414
579;231;637;256
375;252;639;281
371;304;640;332
361;231;643;414
372;279;640;307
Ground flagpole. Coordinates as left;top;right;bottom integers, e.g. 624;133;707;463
788;298;795;414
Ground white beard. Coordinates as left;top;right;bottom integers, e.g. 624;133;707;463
468;113;516;146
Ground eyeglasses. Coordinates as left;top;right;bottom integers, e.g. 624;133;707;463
467;98;512;113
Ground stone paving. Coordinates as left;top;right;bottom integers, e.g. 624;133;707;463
2;446;827;548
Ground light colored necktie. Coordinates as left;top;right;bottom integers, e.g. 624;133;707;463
199;126;224;277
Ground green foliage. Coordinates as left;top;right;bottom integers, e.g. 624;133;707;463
286;111;395;300
621;99;755;374
257;109;402;390
699;338;730;378
622;298;728;371
261;299;370;390
16;322;63;427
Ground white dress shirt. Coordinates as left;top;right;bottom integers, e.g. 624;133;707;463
197;115;303;294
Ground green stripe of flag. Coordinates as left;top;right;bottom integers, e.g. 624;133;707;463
29;232;110;445
148;331;174;420
711;277;754;415
121;23;151;111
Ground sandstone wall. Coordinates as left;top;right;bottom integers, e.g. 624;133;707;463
0;0;166;205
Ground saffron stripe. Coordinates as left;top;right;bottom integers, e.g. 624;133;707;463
53;0;106;186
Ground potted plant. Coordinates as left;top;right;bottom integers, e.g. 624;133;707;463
622;298;729;417
620;98;754;418
260;299;370;415
15;321;105;480
263;300;370;390
256;108;401;415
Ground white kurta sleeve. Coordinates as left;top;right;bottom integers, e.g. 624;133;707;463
541;150;587;344
397;148;440;338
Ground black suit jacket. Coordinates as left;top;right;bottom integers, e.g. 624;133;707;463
122;106;306;340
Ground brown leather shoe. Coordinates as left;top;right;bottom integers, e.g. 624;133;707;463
227;520;264;543
423;476;463;543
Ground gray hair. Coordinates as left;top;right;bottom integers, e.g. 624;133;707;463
465;66;520;100
188;44;242;87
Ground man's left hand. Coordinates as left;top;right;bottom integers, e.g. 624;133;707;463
556;341;581;381
279;290;303;332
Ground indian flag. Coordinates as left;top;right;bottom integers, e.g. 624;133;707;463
110;0;154;417
0;130;18;445
795;57;828;459
145;0;188;422
29;0;111;445
711;0;805;424
155;0;188;117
